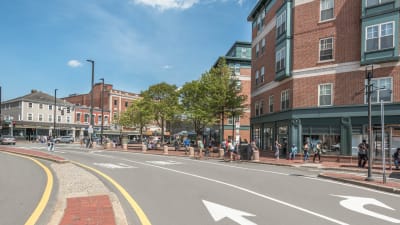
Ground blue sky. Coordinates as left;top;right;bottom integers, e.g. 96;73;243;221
0;0;256;101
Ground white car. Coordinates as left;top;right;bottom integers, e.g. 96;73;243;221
0;135;16;145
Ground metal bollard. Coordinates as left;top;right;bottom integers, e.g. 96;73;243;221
163;145;169;155
252;150;260;162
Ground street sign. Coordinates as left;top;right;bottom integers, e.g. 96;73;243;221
332;195;400;223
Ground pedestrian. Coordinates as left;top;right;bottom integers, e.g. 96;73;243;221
358;140;369;168
174;139;179;151
313;142;322;163
250;140;258;161
48;136;55;152
303;142;309;161
183;138;190;154
274;140;281;160
197;137;204;159
290;144;298;160
393;148;400;170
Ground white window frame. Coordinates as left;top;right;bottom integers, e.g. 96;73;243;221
260;66;265;83
276;10;286;37
38;114;43;122
67;116;71;123
259;100;264;115
281;89;290;111
49;105;53;110
76;113;81;123
48;115;53;122
364;77;392;103
28;102;33;108
318;83;333;106
276;47;286;71
255;102;259;116
84;114;90;123
256;43;260;58
366;0;393;7
234;64;240;75
319;37;334;61
58;115;62;123
261;38;266;54
320;0;334;22
28;113;33;121
365;21;394;52
255;70;260;85
269;95;274;113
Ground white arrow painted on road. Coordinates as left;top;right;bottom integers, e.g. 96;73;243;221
202;200;257;225
332;195;400;223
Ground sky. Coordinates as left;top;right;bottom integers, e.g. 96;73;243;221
0;0;257;101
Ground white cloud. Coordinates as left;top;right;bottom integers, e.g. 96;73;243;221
67;60;82;68
131;0;200;10
163;65;173;70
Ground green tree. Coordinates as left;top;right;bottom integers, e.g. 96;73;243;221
141;82;180;144
179;79;216;137
119;98;153;142
203;58;247;143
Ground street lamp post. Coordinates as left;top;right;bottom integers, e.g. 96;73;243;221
366;65;374;181
54;89;58;138
86;59;95;142
100;78;104;145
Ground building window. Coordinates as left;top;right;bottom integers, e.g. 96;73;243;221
320;0;334;21
76;113;81;122
365;77;392;103
260;66;265;83
235;80;241;91
366;0;393;7
49;105;52;110
66;116;71;123
84;114;89;123
281;90;290;110
114;100;118;106
104;115;109;124
256;43;260;58
28;102;33;108
255;102;259;116
58;116;61;122
261;38;265;54
228;115;239;125
255;70;259;85
38;114;43;122
366;22;394;52
48;115;52;122
320;37;333;61
98;115;102;124
269;95;274;113
234;64;240;75
259;100;264;115
319;84;333;106
125;102;128;107
276;47;286;72
276;10;286;37
39;104;43;109
28;113;33;121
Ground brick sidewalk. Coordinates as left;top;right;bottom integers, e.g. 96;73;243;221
59;195;116;225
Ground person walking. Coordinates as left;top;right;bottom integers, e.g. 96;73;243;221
274;140;281;160
197;137;204;159
303;142;310;161
313;142;322;163
183;138;190;155
290;144;298;160
358;140;369;168
393;148;400;170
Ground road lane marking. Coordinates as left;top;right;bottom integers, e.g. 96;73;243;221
146;160;182;165
4;152;54;225
93;162;137;169
93;155;350;225
203;200;257;225
72;161;151;225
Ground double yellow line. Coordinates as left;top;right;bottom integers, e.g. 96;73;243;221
73;161;152;225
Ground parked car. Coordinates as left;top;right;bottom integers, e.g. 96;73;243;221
55;136;74;144
0;135;16;145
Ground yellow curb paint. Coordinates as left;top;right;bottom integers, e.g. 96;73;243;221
3;152;53;225
72;161;152;225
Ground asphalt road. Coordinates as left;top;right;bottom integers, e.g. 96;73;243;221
0;151;55;225
10;143;400;225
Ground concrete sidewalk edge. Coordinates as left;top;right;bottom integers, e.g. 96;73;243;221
318;174;400;194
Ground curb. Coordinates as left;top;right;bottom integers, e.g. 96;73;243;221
0;148;68;163
318;173;400;194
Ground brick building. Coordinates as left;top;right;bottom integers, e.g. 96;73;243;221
248;0;400;156
217;41;252;143
63;83;140;129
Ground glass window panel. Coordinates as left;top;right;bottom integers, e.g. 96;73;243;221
366;0;379;7
366;38;379;51
381;36;393;49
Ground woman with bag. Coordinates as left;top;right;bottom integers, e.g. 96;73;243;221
274;140;281;160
